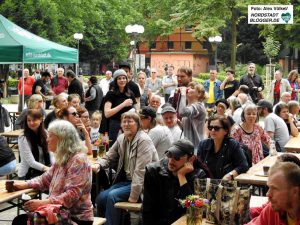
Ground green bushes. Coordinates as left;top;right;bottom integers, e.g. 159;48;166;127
7;79;18;87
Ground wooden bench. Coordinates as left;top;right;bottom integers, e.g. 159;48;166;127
93;217;106;225
114;202;142;225
114;202;142;212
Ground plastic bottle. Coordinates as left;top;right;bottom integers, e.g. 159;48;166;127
269;140;278;156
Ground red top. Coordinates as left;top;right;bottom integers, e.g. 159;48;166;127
274;80;280;99
246;202;300;225
51;76;68;95
17;76;35;96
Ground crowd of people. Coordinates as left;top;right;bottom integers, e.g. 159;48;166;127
0;61;298;224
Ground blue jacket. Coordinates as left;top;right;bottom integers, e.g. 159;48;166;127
203;79;223;102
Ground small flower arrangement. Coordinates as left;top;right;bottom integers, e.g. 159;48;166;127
178;195;210;225
178;195;210;209
93;133;109;157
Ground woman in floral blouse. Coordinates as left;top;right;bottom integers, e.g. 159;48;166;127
231;104;270;165
12;120;93;225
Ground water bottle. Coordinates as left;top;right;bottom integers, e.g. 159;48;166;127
269;140;278;156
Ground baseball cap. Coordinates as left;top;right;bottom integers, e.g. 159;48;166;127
165;139;194;158
119;61;131;70
161;106;176;115
139;106;156;119
257;100;273;111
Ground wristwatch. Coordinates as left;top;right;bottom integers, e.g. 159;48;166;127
229;172;234;180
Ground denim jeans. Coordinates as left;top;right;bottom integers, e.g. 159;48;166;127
96;182;131;225
0;159;16;176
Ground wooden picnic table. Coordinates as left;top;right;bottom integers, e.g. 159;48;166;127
235;153;300;186
284;134;300;153
172;216;208;225
0;129;23;139
0;180;35;213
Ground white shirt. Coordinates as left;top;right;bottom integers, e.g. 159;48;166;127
99;78;112;96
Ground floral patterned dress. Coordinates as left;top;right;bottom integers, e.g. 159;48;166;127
231;123;270;164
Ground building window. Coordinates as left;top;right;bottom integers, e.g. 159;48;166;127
167;41;174;49
185;26;193;32
150;42;156;49
185;41;192;50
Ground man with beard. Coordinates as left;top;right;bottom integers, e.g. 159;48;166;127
168;66;192;116
239;62;264;103
246;161;300;225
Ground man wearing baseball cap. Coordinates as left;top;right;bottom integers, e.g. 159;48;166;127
161;105;183;142
139;106;173;159
142;139;210;225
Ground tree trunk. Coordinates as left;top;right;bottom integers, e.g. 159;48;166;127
230;8;237;69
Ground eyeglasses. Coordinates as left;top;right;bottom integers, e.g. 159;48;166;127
69;112;79;117
165;151;181;161
208;125;224;131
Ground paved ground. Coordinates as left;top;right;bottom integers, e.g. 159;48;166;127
1;103;24;224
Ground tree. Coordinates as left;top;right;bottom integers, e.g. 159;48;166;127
150;0;289;68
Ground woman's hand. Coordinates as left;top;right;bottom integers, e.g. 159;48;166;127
122;99;133;107
13;181;29;191
24;199;51;212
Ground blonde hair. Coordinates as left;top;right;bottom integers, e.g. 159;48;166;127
28;94;43;109
91;110;101;120
48;120;86;166
187;81;207;101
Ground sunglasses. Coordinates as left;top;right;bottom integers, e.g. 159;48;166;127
69;112;79;117
165;151;181;161
208;125;224;131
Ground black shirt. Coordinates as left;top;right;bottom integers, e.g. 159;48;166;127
223;80;239;99
128;80;141;98
32;79;46;95
105;90;136;121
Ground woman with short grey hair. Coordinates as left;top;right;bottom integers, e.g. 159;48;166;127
13;120;93;225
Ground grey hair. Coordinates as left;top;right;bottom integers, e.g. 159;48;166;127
48;120;87;166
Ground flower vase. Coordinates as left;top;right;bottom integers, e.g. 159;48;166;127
98;145;106;158
186;207;203;225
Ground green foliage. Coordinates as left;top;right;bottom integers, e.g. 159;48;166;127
263;33;281;63
0;0;144;66
7;78;18;87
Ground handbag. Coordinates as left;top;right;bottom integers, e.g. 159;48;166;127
195;178;251;225
27;204;75;225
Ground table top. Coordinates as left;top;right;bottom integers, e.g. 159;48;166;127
0;180;34;204
284;135;300;153
235;153;300;186
0;129;23;138
172;216;208;225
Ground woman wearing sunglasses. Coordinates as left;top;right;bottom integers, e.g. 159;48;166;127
197;115;248;180
58;106;92;155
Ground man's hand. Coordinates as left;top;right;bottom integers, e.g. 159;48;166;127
128;197;138;203
177;161;194;177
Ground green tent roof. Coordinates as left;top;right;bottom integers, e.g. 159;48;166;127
0;14;78;64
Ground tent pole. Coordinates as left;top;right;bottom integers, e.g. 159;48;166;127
22;46;25;112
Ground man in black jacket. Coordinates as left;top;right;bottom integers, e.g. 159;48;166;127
142;139;208;225
66;70;84;103
239;62;264;103
84;76;103;116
